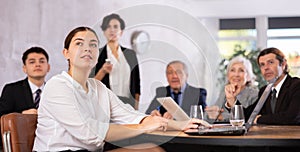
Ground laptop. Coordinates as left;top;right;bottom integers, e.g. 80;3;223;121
157;83;273;136
185;125;247;136
157;97;246;135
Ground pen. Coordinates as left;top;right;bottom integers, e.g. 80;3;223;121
214;109;222;123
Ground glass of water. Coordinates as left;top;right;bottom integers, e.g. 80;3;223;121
190;105;204;120
230;105;245;127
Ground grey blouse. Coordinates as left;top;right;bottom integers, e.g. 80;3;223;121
213;85;259;121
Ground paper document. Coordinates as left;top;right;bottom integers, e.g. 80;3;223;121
157;97;190;121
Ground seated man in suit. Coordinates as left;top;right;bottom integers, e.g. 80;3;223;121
226;47;300;125
0;46;50;116
146;60;207;119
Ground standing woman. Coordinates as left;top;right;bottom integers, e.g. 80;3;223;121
33;26;208;151
94;14;140;110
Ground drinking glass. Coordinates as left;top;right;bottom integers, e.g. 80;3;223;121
230;105;245;127
190;105;204;120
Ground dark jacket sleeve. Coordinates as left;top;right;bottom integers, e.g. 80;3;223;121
95;46;141;97
95;46;110;88
145;87;168;114
199;88;207;109
145;96;160;115
244;75;300;125
0;79;34;116
0;84;15;116
257;77;300;125
122;47;141;96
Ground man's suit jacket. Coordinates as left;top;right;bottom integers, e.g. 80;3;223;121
244;74;300;125
0;78;35;117
146;84;207;116
94;45;140;98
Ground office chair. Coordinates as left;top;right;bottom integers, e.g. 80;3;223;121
1;113;37;152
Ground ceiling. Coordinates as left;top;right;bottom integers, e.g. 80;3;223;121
112;0;300;18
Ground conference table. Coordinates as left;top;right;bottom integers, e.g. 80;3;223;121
108;125;300;152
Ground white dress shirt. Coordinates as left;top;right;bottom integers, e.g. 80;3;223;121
27;79;45;102
33;71;145;151
273;74;287;98
107;45;131;98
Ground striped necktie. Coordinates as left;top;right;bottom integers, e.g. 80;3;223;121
34;89;41;108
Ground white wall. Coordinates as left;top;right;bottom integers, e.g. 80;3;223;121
1;0;299;112
113;0;300;18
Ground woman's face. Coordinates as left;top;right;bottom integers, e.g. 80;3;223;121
103;19;123;42
63;30;99;70
227;62;248;86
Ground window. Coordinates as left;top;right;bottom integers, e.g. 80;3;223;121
267;17;300;77
217;17;300;77
219;29;257;58
218;18;257;58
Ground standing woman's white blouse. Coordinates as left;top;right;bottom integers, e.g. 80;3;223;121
107;45;131;98
33;71;145;151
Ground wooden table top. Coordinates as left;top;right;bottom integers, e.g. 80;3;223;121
139;125;300;146
148;125;300;139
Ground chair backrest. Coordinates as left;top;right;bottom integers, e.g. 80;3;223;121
1;113;37;152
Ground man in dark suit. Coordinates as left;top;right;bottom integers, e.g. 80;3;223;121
226;47;300;125
0;46;50;116
146;60;207;119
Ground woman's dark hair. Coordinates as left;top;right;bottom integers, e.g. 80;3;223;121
22;47;49;65
64;26;99;70
257;47;289;74
100;13;125;31
64;26;99;50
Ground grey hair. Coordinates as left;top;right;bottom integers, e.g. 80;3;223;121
226;56;256;85
166;60;188;75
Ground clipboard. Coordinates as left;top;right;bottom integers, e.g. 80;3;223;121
157;97;190;121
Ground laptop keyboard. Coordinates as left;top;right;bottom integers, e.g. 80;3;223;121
197;126;246;135
200;126;244;132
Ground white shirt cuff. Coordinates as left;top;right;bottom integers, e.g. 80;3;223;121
225;99;237;109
